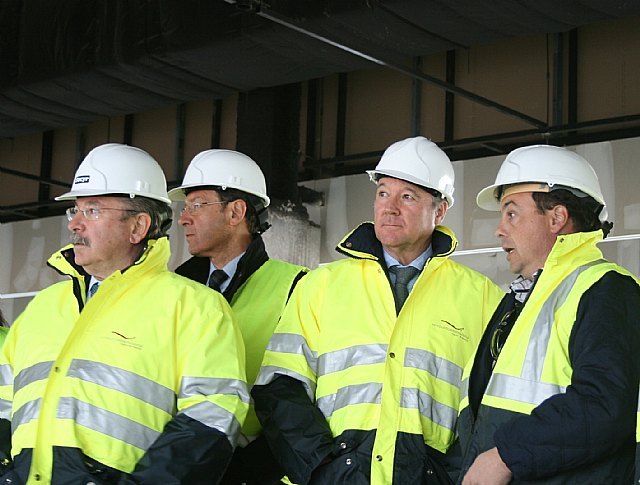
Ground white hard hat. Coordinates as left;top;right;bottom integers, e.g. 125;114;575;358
367;136;455;206
56;143;171;205
476;144;608;221
169;149;270;208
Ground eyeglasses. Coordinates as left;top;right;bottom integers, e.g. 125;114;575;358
490;308;518;362
66;206;138;221
180;201;227;216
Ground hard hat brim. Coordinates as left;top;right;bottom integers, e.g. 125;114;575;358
167;186;187;201
476;181;609;221
476;183;501;212
367;169;454;207
168;183;270;207
56;189;171;205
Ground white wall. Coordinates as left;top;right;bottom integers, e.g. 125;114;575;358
3;137;640;323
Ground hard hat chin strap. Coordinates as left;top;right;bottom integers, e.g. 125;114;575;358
256;205;271;234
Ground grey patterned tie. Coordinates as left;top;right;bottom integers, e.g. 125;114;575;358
207;269;228;293
389;266;419;311
88;282;100;299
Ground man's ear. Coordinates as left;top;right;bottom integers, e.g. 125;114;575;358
130;213;152;244
434;200;448;225
227;199;247;227
549;204;570;235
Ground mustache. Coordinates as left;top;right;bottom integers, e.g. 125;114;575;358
70;233;90;246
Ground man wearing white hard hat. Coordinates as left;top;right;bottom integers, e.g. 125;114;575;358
169;149;308;484
252;136;503;484
0;143;249;484
458;145;640;484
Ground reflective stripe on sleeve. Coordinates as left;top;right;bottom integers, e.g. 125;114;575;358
0;363;14;387
254;366;317;400
0;363;14;420
266;333;318;371
14;362;53;393
11;398;41;430
316;382;382;418
0;399;11;420
179;376;250;404
180;400;242;448
460;377;469;402
257;332;320;399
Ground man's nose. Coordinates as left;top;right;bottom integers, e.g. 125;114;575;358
384;196;401;213
67;212;83;231
178;211;192;226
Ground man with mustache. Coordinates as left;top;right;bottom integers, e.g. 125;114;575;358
252;136;503;484
0;143;248;484
457;145;640;484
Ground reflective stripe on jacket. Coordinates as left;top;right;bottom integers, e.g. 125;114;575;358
458;230;639;484
256;223;503;483
0;237;249;482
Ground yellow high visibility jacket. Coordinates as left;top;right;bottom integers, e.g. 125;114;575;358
256;223;503;484
0;237;249;484
458;230;640;484
175;236;308;484
230;259;307;439
459;233;636;415
0;327;8;348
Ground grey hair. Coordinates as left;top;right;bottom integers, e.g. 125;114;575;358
121;196;173;240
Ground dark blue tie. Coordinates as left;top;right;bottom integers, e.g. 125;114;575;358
207;269;228;293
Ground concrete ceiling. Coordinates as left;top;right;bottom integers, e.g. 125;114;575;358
1;0;640;223
1;0;639;138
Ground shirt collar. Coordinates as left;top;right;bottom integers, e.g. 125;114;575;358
209;252;244;293
86;276;101;301
510;270;539;303
383;245;432;271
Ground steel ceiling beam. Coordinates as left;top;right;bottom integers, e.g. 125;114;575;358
0;165;70;189
256;4;548;130
299;113;640;175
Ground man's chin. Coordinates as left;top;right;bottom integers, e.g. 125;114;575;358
377;236;407;250
507;262;522;276
188;245;202;257
375;228;404;244
73;247;89;263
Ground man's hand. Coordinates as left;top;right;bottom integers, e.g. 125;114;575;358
462;447;512;485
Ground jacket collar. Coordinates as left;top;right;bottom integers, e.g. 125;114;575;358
48;237;169;283
335;222;458;266
174;235;269;302
543;229;604;270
